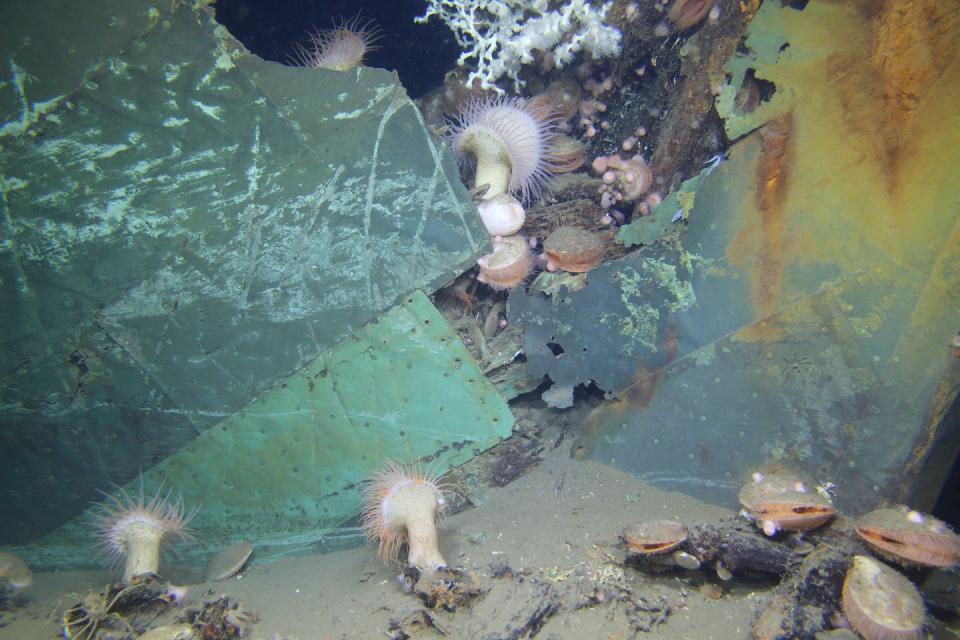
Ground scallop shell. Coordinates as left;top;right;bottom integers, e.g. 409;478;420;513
842;555;924;640
667;0;714;30
739;473;835;533
543;226;603;273
539;78;582;120
477;235;532;290
206;540;253;582
139;623;199;640
622;520;687;555
855;507;960;568
545;135;586;174
0;551;32;590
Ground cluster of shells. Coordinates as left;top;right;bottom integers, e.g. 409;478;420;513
477;222;605;290
738;471;960;640
621;472;960;640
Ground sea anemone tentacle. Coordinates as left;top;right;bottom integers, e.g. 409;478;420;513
292;14;381;71
360;460;450;571
448;96;566;203
88;477;198;583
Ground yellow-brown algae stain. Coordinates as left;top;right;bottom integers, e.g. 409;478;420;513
868;0;956;197
726;114;793;332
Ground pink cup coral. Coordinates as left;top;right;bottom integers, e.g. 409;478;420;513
293;15;381;71
592;153;653;204
361;461;449;572
90;482;198;583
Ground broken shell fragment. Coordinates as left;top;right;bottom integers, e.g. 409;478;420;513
476;235;532;290
543;226;604;273
842;555;925;640
714;562;732;581
739;472;835;535
855;506;960;568
671;550;701;570
206;539;254;582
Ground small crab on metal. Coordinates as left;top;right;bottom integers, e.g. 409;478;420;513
816;481;838;501
779;352;814;379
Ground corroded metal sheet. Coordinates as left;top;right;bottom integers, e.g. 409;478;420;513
0;0;486;545
20;291;514;568
576;122;959;510
509;246;695;393
530;0;960;511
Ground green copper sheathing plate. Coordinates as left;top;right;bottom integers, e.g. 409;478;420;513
18;290;513;569
0;0;486;545
509;245;697;393
531;0;960;512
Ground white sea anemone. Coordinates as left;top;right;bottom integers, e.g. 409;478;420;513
89;481;198;583
293;15;381;71
360;461;450;572
449;96;563;203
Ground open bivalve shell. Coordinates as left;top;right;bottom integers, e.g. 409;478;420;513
855;506;960;568
622;520;687;556
739;472;835;536
476;235;532;290
622;520;699;570
842;555;925;640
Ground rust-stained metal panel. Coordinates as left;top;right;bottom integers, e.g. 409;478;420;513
565;0;960;511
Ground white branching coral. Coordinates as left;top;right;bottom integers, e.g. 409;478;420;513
416;0;622;93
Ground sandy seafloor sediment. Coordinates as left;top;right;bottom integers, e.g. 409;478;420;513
0;455;764;640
